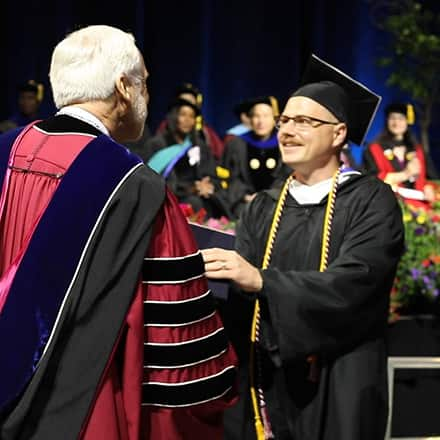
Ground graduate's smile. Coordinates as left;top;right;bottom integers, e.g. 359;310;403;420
281;143;303;149
279;134;303;149
280;143;304;157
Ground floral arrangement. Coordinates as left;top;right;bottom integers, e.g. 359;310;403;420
179;204;236;234
390;200;440;322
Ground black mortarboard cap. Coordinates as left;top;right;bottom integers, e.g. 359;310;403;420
385;102;407;116
292;54;381;145
247;96;280;117
168;98;201;116
175;83;203;108
233;99;254;118
385;102;415;124
18;80;44;102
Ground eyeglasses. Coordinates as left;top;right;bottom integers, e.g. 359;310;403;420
275;114;339;131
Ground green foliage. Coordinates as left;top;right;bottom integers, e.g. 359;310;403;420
373;0;440;150
378;1;440;102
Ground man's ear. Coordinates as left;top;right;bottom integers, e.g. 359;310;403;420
332;123;347;148
115;75;132;104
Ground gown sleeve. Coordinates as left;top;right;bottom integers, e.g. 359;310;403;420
141;189;238;440
413;144;427;190
83;188;238;440
237;181;404;364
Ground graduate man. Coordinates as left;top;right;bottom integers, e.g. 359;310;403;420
202;55;404;440
0;25;237;440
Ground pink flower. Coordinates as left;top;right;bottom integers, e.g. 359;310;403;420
206;218;221;229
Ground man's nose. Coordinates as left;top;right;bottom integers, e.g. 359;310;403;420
279;119;298;136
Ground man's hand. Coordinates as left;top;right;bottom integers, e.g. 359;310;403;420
195;176;215;198
244;193;256;203
201;248;263;292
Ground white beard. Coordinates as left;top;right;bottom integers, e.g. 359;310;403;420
133;89;147;127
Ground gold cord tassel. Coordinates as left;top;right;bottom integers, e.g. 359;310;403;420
269;96;279;118
195;115;203;131
250;386;265;440
250;175;293;439
406;104;415;125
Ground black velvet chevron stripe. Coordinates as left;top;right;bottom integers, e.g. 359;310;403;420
144;328;227;368
142;367;236;407
144;292;215;326
142;252;204;283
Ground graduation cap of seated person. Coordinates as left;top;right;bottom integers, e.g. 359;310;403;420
233;98;254;118
175;82;203;107
189;222;235;300
18;79;44;103
292;54;381;146
167;97;201;116
385;102;416;125
247;95;280;117
174;83;203;130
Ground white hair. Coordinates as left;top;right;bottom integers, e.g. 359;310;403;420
49;25;144;109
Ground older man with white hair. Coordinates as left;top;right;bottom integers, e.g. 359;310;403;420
0;25;237;440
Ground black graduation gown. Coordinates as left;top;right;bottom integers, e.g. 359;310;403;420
224;173;404;440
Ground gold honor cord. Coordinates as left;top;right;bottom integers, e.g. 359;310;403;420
249;168;341;439
319;169;340;272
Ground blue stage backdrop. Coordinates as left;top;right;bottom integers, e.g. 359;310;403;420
0;0;439;158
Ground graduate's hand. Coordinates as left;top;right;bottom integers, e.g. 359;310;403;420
201;248;263;292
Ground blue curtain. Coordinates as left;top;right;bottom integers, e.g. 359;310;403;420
1;0;439;153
